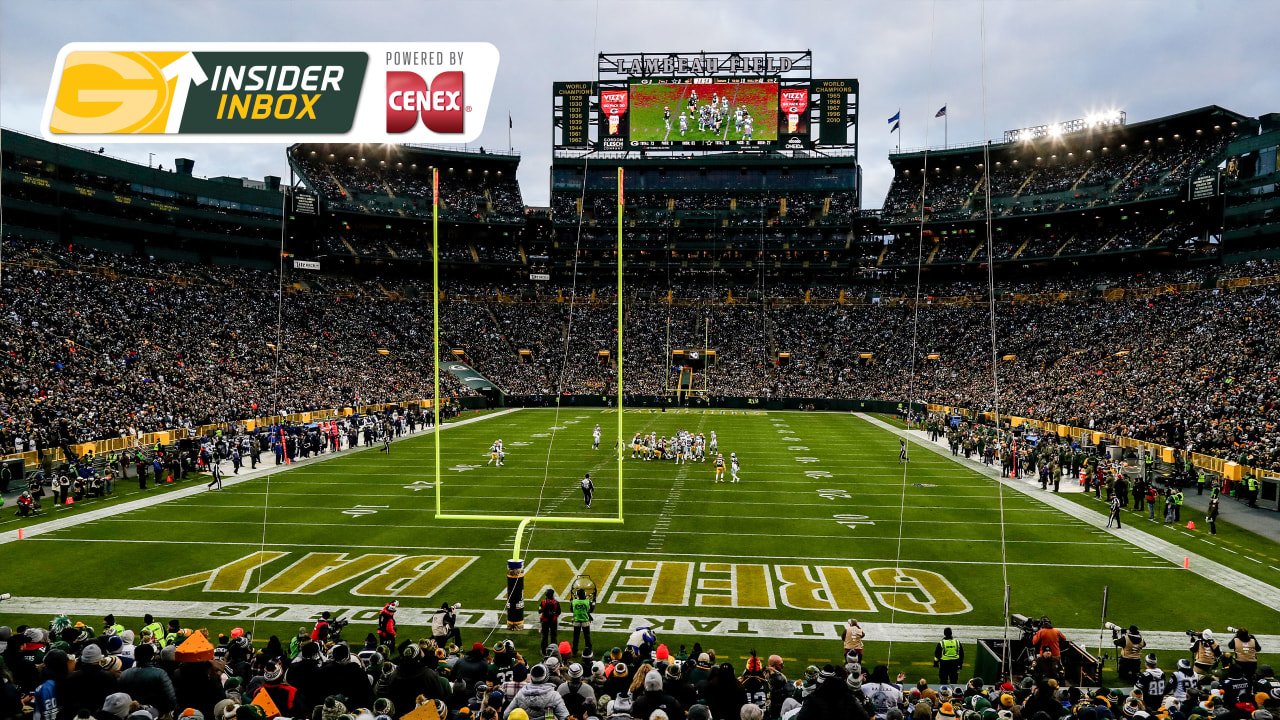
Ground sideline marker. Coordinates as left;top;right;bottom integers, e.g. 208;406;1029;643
1186;521;1195;530
18;528;23;539
1184;557;1190;569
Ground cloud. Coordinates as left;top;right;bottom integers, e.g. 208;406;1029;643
2;0;1275;209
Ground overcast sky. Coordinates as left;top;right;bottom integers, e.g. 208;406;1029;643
2;0;1276;208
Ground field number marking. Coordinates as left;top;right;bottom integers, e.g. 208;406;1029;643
834;513;876;527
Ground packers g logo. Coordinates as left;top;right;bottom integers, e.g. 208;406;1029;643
50;51;184;134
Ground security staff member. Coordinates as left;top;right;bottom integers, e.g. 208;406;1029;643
570;587;596;657
1172;490;1185;522
1246;475;1260;508
934;627;963;685
103;614;126;638
141;614;165;645
1113;625;1146;683
1197;470;1207;495
539;589;562;650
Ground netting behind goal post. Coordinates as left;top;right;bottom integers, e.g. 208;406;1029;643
430;166;626;627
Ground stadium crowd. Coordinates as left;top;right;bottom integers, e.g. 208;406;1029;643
881;132;1235;224
1;610;1277;720
289;155;524;224
3;238;1279;472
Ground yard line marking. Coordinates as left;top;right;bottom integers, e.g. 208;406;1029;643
21;537;1174;569
67;518;1127;545
857;414;1280;609
0;409;522;545
161;499;1060;512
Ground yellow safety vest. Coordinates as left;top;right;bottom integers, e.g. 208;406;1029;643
941;639;960;661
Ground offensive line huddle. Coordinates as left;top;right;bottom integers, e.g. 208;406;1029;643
481;424;741;510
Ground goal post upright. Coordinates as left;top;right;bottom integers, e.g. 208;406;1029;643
617;166;624;522
433;167;441;515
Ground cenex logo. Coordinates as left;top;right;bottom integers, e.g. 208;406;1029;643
386;70;466;133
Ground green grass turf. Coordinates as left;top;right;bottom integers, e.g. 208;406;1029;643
868;414;1280;583
628;82;777;144
2;409;1276;686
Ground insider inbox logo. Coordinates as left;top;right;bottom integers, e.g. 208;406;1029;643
41;43;499;144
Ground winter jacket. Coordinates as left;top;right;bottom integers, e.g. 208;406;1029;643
504;681;569;720
118;663;177;715
57;663;118;719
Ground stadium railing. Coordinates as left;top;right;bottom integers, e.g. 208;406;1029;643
923;404;1280;491
0;398;478;471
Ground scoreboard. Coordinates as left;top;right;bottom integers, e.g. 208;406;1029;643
552;51;858;156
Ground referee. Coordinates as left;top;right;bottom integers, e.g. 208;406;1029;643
581;473;594;509
1106;493;1122;528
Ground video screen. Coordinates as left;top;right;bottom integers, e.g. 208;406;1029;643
627;78;779;147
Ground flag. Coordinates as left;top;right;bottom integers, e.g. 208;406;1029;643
890;121;900;133
887;110;900;124
936;105;947;118
508;114;513;129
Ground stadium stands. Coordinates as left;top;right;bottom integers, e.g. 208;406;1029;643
3;106;1280;476
4;234;1279;473
881;107;1248;226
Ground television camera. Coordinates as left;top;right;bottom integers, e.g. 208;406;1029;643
328;616;350;641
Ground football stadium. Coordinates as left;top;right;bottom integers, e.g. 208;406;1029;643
1;5;1280;720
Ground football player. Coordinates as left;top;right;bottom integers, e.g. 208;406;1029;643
593;424;601;450
581;473;594;509
730;453;741;483
714;453;726;483
488;440;502;466
709;430;718;454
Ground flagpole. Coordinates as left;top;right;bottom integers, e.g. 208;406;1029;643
508;112;512;154
945;104;948;149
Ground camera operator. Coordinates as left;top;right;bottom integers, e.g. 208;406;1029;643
430;602;463;648
1189;629;1222;677
1031;619;1066;658
1226;627;1261;678
1111;624;1147;683
310;611;334;642
378;600;398;646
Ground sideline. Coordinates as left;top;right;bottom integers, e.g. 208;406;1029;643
0;409;522;545
0;595;1273;648
856;413;1280;609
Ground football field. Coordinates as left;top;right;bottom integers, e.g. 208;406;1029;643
2;408;1277;679
629;82;778;144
